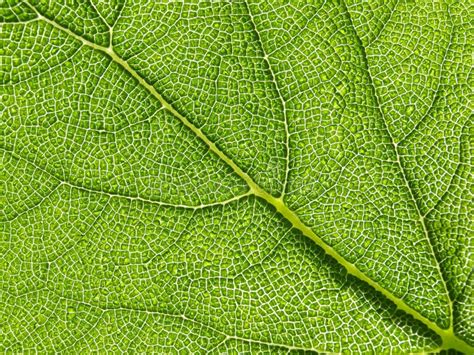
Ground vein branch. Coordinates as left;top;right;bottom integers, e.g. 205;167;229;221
243;0;291;199
341;0;453;330
40;286;324;353
2;147;252;211
88;0;113;48
398;7;455;145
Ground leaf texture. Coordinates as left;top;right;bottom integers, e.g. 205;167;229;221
1;0;472;353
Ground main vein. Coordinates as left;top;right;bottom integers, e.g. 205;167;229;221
24;3;473;353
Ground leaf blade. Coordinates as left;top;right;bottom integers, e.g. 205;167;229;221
1;0;472;352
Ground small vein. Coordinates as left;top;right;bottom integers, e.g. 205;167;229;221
423;120;469;218
243;1;290;198
110;1;125;30
366;0;400;48
0;35;83;86
45;196;111;265
342;0;453;327
4;182;62;223
142;209;196;267
1;147;252;210
39;286;322;353
88;0;112;47
398;11;455;145
88;0;110;30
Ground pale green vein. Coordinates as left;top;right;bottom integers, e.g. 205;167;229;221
365;0;401;47
243;0;290;198
88;0;113;48
342;0;454;333
423;121;468;219
23;2;474;353
3;182;62;223
397;6;455;145
27;287;325;353
1;148;252;212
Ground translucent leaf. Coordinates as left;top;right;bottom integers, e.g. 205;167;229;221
1;1;472;353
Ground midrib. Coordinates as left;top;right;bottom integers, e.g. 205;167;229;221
24;3;474;353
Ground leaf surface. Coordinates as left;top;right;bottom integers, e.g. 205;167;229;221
1;1;472;353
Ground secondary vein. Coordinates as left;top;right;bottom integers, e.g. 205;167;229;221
243;0;291;199
341;0;454;330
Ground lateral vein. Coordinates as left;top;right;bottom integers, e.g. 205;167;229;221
341;0;454;330
243;0;291;198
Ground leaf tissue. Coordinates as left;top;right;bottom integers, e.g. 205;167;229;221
1;1;472;353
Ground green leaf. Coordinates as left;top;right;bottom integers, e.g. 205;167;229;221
1;1;472;353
